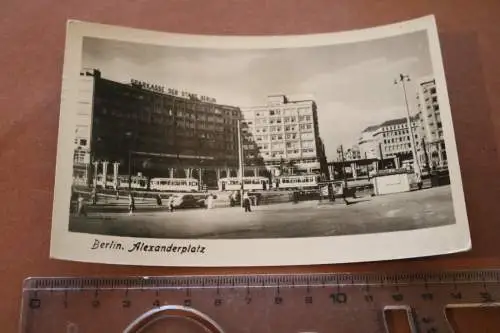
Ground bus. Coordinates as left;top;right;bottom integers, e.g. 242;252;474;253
150;177;199;192
275;174;321;190
218;176;270;191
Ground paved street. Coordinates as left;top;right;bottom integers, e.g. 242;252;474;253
69;185;454;239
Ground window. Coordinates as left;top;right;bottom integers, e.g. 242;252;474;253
79;139;87;146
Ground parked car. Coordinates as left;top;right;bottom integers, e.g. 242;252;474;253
171;194;206;209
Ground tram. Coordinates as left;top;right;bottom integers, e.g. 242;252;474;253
150;177;199;192
116;175;149;190
217;176;270;191
275;174;321;191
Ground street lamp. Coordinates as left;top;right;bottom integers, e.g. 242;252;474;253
394;73;422;181
125;131;133;190
237;120;244;207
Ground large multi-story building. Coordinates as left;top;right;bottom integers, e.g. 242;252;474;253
72;69;246;189
415;77;447;170
240;95;328;179
373;116;422;169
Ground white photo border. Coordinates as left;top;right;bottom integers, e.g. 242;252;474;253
50;15;471;267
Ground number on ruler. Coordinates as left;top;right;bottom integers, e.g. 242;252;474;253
330;293;347;304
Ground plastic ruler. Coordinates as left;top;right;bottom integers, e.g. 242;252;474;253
19;270;500;333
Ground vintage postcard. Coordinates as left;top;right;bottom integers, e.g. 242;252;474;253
50;15;471;266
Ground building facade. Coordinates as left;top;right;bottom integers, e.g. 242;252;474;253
373;116;422;169
415;77;447;170
337;145;362;161
72;69;245;189
240;95;328;179
358;125;380;159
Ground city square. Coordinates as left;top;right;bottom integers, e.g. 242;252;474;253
69;185;454;239
64;26;457;242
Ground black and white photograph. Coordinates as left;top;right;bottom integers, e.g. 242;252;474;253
50;16;471;266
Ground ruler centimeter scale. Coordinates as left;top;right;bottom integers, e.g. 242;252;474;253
20;270;500;333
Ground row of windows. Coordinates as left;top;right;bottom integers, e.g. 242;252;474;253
381;122;418;131
385;143;412;151
383;129;410;137
100;107;240;127
254;107;312;118
254;132;315;142
262;148;316;158
252;123;313;133
245;115;313;126
384;135;416;144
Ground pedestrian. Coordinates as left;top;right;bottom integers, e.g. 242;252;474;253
77;194;87;217
206;194;214;209
243;191;251;212
91;188;97;205
128;192;135;215
156;194;162;206
168;196;175;212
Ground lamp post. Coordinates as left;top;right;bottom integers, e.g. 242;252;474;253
336;145;348;188
237;120;244;207
394;73;422;180
125;131;134;191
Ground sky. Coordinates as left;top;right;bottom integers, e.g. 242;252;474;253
82;30;434;161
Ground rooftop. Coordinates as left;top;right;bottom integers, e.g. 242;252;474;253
361;125;380;133
380;116;418;127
